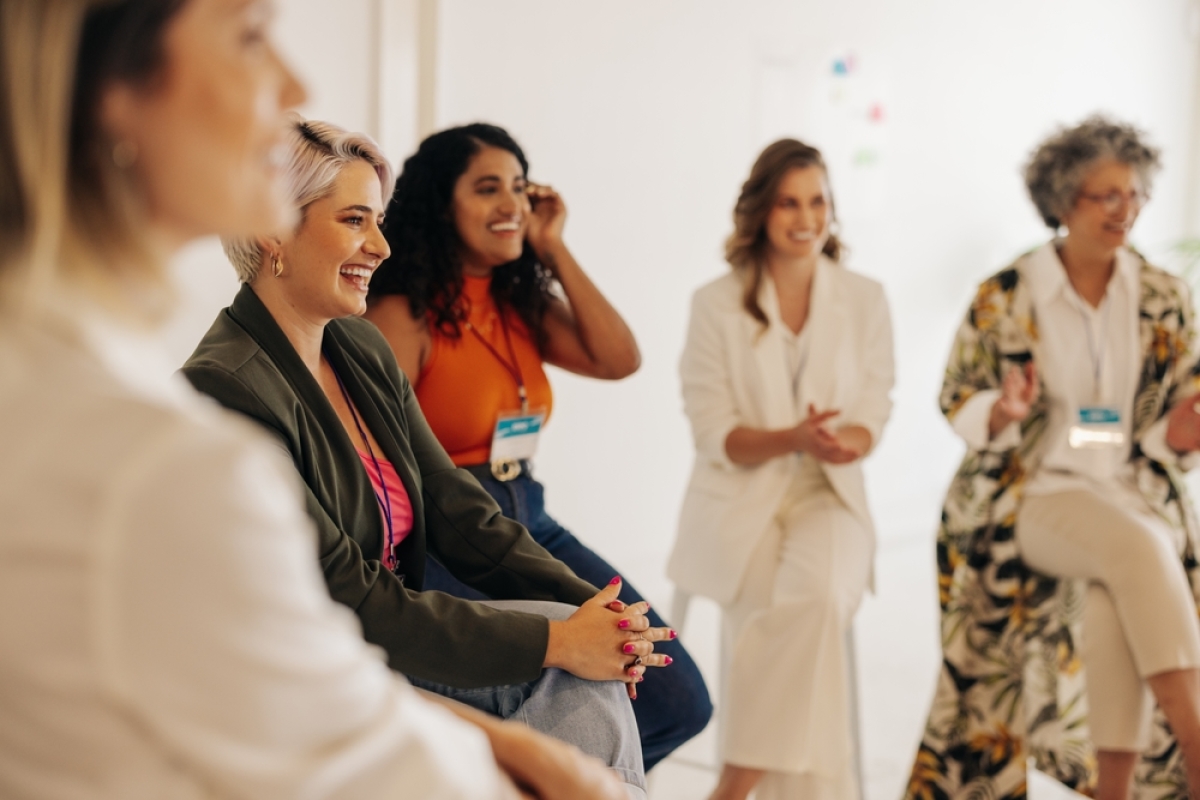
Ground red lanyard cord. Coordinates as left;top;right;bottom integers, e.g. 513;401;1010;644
330;364;397;571
464;314;529;413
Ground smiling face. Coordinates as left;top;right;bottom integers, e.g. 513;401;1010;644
763;165;832;264
100;0;306;247
1060;158;1145;251
276;159;390;321
451;145;530;276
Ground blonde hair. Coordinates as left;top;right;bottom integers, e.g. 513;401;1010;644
224;116;396;283
0;0;187;323
726;139;843;328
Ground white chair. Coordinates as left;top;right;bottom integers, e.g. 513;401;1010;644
669;588;866;800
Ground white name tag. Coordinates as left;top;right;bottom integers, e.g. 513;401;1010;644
1068;405;1125;449
490;409;547;463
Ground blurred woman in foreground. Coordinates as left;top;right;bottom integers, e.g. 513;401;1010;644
0;1;621;798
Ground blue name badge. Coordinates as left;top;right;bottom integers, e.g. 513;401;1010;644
1078;407;1120;424
490;409;547;462
1069;405;1125;449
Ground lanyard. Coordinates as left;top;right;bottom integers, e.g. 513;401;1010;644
330;364;397;571
465;315;529;413
1078;298;1111;404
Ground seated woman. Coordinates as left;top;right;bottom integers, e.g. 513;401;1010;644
906;115;1200;800
363;123;713;769
181;116;667;799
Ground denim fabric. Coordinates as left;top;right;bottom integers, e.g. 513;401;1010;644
423;466;714;771
409;600;645;796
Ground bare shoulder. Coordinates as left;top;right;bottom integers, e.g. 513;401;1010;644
362;295;431;381
365;294;426;333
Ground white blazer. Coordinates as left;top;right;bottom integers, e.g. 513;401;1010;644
667;256;895;605
0;315;504;799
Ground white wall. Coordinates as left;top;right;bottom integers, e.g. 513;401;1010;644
431;3;1200;793
433;0;1200;590
156;2;1200;794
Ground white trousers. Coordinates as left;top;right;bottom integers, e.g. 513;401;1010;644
721;457;872;800
1017;488;1200;751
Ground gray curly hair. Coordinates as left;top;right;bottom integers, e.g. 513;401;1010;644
1023;114;1161;230
224;115;395;283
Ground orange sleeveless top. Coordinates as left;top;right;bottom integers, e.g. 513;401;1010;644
415;275;553;466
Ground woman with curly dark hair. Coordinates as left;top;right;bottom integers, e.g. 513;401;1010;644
365;123;712;770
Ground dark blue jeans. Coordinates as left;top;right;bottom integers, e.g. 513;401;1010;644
423;465;713;771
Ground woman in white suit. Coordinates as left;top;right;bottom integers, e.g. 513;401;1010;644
668;139;895;800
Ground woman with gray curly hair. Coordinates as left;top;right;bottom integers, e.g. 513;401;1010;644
905;115;1200;800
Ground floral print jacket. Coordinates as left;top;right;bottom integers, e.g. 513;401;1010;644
906;247;1200;800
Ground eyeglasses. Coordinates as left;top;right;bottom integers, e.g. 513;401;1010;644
1078;189;1149;214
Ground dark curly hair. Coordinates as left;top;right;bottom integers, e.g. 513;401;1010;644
368;123;555;348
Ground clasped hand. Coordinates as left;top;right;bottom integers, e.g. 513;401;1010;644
793;404;863;464
545;577;674;700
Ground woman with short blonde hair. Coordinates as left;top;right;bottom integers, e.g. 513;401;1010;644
184;115;653;800
223;116;395;283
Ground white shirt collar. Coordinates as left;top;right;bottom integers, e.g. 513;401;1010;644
1025;240;1140;311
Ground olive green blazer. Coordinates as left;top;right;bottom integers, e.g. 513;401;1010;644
182;284;597;688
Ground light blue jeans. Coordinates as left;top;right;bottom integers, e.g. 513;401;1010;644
408;600;646;799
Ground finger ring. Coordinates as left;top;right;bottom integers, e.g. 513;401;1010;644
629;656;643;668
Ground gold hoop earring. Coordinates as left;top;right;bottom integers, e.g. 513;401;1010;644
272;254;284;278
111;140;138;169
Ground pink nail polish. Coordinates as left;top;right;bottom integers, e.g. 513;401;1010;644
623;643;636;654
638;675;645;683
609;576;621;585
669;629;677;639
664;656;673;665
618;620;630;629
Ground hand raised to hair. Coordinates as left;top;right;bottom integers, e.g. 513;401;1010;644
524;183;567;261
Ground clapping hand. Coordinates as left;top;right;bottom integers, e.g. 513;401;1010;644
990;362;1038;437
795;404;860;464
1166;392;1200;455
